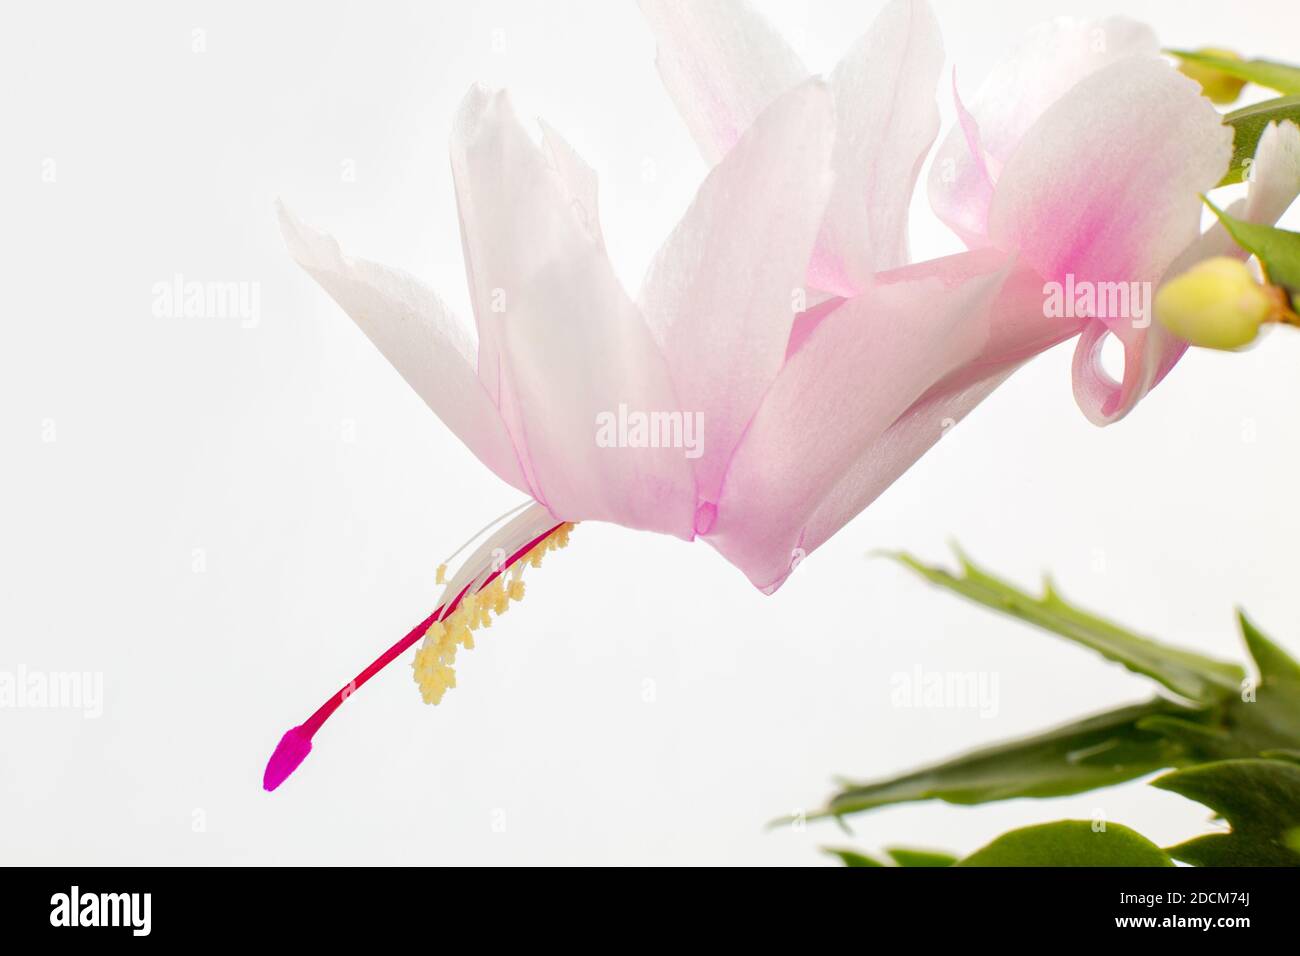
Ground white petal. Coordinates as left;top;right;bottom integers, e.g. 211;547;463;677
539;119;605;248
813;0;944;293
639;0;808;164
450;86;617;500
448;90;697;536
278;203;528;493
1169;120;1300;273
449;86;603;407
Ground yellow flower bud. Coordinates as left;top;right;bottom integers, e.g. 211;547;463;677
1155;257;1275;350
1176;48;1248;105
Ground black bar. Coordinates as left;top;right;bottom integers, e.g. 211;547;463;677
0;866;1285;940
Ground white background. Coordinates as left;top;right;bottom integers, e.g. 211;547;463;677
4;0;1300;865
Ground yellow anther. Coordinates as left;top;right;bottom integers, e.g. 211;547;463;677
435;563;447;585
411;521;576;705
482;580;506;616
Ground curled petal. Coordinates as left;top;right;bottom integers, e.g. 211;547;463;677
983;57;1231;425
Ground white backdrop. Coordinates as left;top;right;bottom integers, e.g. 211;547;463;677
4;0;1300;865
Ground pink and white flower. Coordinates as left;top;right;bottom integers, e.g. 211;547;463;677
924;13;1300;424
266;0;1300;789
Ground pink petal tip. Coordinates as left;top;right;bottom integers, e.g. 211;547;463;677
263;726;313;791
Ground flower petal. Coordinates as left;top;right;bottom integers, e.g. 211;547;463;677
638;0;808;164
927;72;996;250
1169;120;1300;273
797;372;1012;582
538;118;605;249
1239;120;1300;224
989;57;1228;284
450;85;614;499
500;245;698;540
890;249;1086;392
450;86;696;536
811;0;944;294
449;86;604;409
928;16;1158;243
638;79;834;505
277;203;529;494
714;251;1065;591
707;252;1015;589
984;56;1231;424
